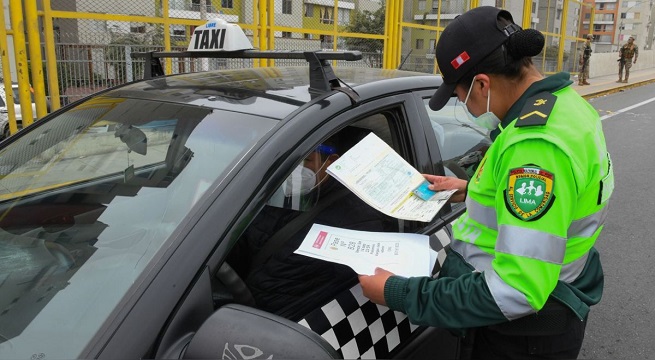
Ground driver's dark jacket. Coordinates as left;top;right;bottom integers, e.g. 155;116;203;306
231;179;395;320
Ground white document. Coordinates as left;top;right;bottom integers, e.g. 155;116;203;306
294;224;431;277
327;133;455;222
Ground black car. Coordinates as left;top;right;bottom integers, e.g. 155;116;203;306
0;22;489;360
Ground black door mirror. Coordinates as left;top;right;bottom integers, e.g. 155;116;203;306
183;304;341;359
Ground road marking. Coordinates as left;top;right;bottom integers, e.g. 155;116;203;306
600;96;655;121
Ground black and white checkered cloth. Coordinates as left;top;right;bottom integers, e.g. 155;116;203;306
298;227;452;359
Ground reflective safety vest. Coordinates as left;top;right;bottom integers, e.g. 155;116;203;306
452;86;613;321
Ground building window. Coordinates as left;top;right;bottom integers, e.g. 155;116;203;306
429;39;436;50
304;33;313;39
338;8;350;25
192;0;213;12
585;13;590;19
281;31;292;38
431;2;439;13
418;0;426;11
130;25;146;33
305;4;314;17
416;38;424;49
621;12;627;19
282;0;292;14
221;0;233;9
319;7;333;24
532;1;536;13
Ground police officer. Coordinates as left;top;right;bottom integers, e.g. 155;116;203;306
358;6;613;359
618;36;638;83
579;34;593;85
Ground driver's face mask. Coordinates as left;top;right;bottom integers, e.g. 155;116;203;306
461;75;501;130
283;165;317;197
267;146;335;211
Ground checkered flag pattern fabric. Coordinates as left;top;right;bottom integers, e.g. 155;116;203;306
298;285;418;359
298;226;453;358
431;226;452;277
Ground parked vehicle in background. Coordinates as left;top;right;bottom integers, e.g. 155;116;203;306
0;83;44;140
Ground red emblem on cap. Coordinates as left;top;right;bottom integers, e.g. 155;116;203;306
450;51;470;69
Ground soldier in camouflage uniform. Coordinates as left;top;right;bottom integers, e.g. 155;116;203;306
618;36;638;83
578;34;593;85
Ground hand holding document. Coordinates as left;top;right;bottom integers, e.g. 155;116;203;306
327;133;455;222
294;224;431;277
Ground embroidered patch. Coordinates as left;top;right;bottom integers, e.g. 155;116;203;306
451;51;470;69
506;167;554;221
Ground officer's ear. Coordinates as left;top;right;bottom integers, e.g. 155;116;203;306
473;74;492;98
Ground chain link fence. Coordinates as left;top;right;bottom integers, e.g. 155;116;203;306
0;0;587;138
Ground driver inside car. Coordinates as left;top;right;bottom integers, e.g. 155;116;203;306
227;127;396;320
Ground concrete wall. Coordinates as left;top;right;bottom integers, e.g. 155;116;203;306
588;49;655;78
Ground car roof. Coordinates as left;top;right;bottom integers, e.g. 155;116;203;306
104;66;442;120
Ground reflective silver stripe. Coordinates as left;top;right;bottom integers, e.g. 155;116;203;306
450;239;494;273
559;251;589;283
568;207;608;238
485;269;535;320
496;225;566;264
465;197;498;230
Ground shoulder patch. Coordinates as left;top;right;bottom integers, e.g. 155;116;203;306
505;167;555;221
515;91;557;128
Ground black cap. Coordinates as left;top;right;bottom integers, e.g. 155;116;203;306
429;6;520;111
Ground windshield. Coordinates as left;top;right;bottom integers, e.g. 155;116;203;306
0;96;276;358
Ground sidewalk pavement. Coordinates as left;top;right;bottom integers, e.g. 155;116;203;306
574;66;655;99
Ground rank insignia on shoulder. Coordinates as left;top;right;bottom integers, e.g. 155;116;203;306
505;167;555;221
515;92;556;127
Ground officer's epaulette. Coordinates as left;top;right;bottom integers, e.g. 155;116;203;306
515;91;557;127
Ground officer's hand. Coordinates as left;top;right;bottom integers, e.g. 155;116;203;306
423;174;468;203
359;268;394;306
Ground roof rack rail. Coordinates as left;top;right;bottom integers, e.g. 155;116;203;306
131;50;362;97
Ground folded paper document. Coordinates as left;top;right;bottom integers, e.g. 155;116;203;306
294;224;432;277
327;133;455;222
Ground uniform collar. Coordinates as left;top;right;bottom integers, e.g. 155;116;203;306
490;72;573;141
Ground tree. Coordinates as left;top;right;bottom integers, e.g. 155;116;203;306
343;6;385;67
543;45;569;62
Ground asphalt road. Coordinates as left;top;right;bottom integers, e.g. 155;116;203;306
579;83;655;359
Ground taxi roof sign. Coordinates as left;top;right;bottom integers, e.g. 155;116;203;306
188;19;253;52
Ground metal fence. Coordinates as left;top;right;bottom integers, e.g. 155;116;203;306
0;0;592;137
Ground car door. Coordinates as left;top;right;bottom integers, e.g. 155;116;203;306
286;93;463;360
208;93;462;359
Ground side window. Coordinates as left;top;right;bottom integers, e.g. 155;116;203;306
224;114;400;321
423;97;491;179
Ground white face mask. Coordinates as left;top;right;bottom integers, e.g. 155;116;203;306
283;165;317;197
462;75;501;130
